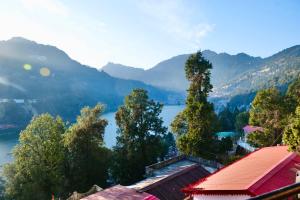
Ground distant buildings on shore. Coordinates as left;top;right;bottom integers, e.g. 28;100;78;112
0;99;38;104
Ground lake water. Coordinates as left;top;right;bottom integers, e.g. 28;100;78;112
0;105;185;167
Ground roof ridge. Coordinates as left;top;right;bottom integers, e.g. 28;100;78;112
182;146;291;194
139;164;207;192
247;151;296;192
182;147;264;193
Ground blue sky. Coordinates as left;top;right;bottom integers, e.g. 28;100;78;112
0;0;299;69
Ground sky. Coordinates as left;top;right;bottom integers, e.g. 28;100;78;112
0;0;299;69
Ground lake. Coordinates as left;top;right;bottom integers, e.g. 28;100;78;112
0;105;185;167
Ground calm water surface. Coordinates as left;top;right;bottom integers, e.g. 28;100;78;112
0;105;184;167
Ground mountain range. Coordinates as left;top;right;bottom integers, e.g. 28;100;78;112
102;46;300;99
0;37;182;121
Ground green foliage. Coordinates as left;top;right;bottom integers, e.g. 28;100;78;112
249;88;289;147
172;51;218;159
286;76;300;111
235;111;249;133
64;104;111;192
3;114;66;200
218;107;239;131
111;89;168;185
283;106;300;152
219;137;233;152
0;102;32;125
0;177;5;200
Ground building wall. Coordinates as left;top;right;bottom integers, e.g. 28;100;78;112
194;194;250;200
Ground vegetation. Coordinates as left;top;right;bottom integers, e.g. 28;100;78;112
246;76;300;148
248;88;289;147
283;106;300;152
0;102;32;126
2;104;111;199
63;104;111;193
218;107;239;131
111;89;168;185
3;114;66;200
235;111;249;133
171;51;218;159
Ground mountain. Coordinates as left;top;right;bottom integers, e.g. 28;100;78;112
0;37;183;121
102;51;264;93
102;46;300;98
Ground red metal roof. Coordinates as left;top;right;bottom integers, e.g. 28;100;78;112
182;146;300;196
243;125;263;134
81;185;158;200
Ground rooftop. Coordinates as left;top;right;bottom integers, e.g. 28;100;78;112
81;185;157;200
128;155;215;200
183;146;300;196
243;125;264;134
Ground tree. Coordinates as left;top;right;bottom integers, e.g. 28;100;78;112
235;111;249;133
283;106;300;152
3;114;65;200
218;107;238;131
171;51;218;159
64;104;111;193
111;89;167;185
249;88;288;147
286;77;300;111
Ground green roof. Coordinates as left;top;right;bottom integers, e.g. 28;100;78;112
216;131;236;138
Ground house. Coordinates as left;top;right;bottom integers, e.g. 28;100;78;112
128;155;220;200
237;125;263;152
80;185;157;200
182;146;300;200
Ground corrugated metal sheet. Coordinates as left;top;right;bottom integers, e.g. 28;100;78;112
140;165;210;200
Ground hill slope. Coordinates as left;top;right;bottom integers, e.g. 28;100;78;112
0;37;183;121
102;46;300;98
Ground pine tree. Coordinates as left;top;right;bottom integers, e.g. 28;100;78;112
171;51;218;159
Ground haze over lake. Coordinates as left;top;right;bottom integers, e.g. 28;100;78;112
0;105;184;167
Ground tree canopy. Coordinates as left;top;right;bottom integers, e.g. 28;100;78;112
64;104;111;193
171;51;218;159
283;106;300;152
111;89;168;185
3;114;66;200
248;87;289;147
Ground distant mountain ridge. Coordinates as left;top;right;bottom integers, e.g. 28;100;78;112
102;46;300;98
0;37;183;121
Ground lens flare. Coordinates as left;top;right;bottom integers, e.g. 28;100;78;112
23;64;32;70
40;67;51;77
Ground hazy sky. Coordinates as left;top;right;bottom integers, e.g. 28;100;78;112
0;0;299;69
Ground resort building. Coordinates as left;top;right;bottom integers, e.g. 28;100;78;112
182;146;300;200
128;155;220;200
237;125;263;152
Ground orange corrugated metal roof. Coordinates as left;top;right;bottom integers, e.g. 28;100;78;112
183;146;298;196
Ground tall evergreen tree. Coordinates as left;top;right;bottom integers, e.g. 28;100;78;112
3;114;66;200
111;89;167;185
171;51;218;159
64;104;111;193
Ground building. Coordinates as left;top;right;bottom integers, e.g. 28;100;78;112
182;146;300;200
80;185;157;200
237;125;263;152
128;155;220;200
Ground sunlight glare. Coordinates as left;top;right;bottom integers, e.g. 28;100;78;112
23;64;32;70
40;67;51;77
